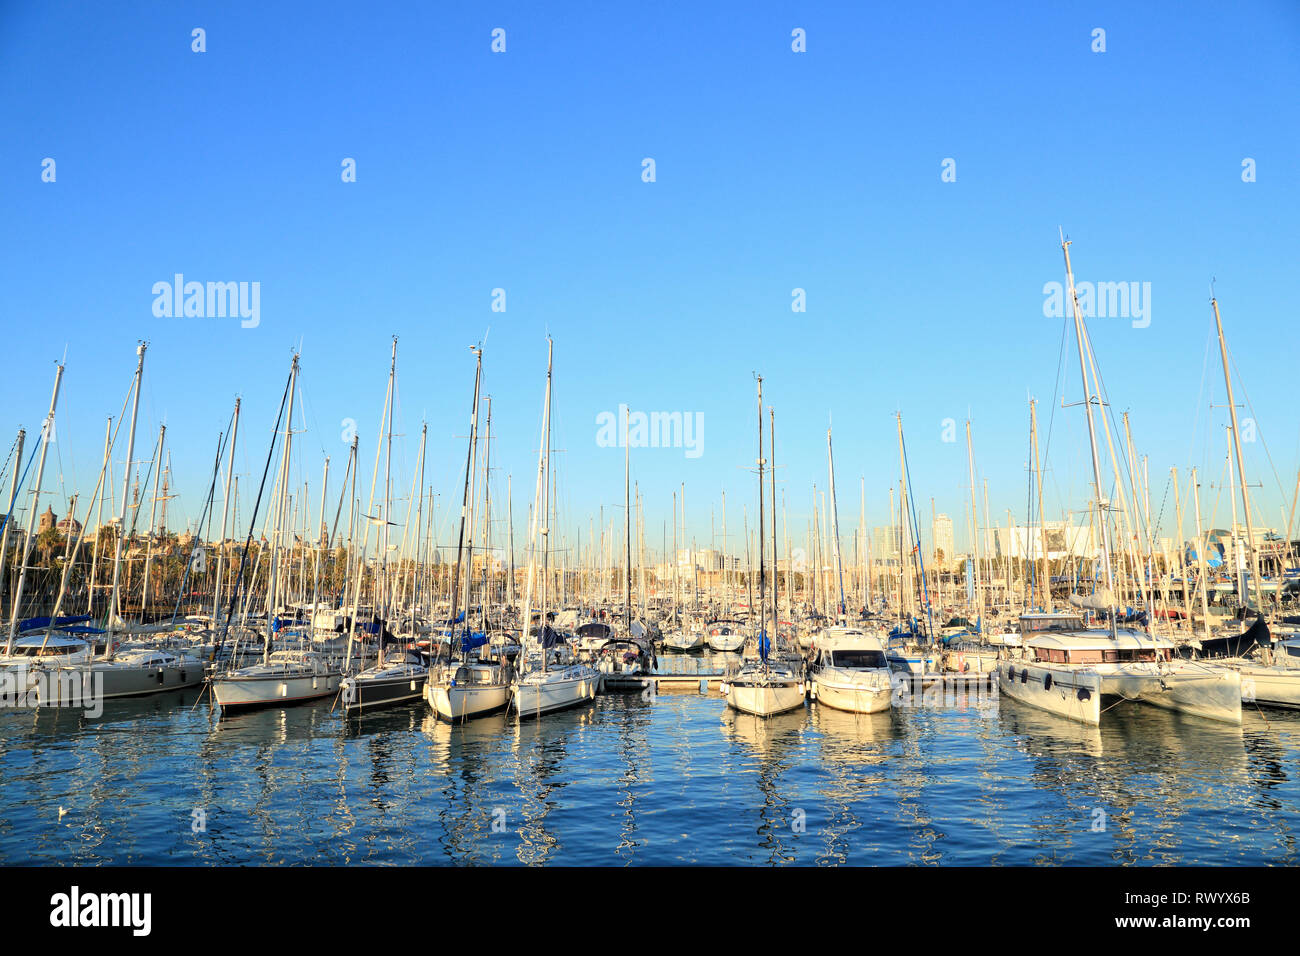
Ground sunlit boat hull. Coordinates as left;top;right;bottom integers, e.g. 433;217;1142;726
341;666;427;714
36;657;205;704
663;630;703;652
510;668;599;718
213;668;340;711
426;680;510;721
998;661;1103;725
812;668;892;714
723;668;806;717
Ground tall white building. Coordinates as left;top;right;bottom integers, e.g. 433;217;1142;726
932;513;954;569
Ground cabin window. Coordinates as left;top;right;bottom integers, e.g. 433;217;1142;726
1065;650;1104;664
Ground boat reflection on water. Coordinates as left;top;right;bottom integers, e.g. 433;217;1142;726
22;685;206;735
507;716;577;865
808;703;901;865
996;695;1254;864
721;706;808;864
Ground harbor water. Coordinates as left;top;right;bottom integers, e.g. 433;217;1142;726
2;672;1297;866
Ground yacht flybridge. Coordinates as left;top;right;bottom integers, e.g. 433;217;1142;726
999;612;1240;725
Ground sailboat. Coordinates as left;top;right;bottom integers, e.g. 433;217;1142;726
29;346;205;706
1189;297;1300;707
425;346;512;721
662;488;705;652
341;339;430;713
721;377;806;717
997;237;1240;726
594;426;656;689
212;352;343;712
510;339;601;718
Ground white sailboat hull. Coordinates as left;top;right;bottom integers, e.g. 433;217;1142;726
708;633;745;652
663;630;703;651
213;669;340;710
511;669;599;718
1232;662;1300;708
426;681;510;721
724;678;805;717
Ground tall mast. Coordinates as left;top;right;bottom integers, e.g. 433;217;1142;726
965;419;983;626
826;421;845;619
1191;467;1212;641
625;405;632;632
264;352;299;662
0;428;26;622
85;419;110;617
447;347;482;661
107;343;147;650
770;406;779;639
1212;296;1268;612
5;365;63;653
755;375;766;662
310;455;329;635
481;394;492;633
213;398;240;623
1062;237;1119;638
139;424;166;623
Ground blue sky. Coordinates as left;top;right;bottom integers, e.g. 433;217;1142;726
3;1;1299;560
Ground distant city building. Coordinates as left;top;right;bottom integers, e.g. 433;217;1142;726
932;513;954;568
989;521;1094;560
39;503;82;538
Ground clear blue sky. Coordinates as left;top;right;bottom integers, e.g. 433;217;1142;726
3;1;1299;560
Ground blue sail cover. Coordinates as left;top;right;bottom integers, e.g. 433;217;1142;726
539;625;562;649
758;631;771;662
460;630;488;653
18;615;92;632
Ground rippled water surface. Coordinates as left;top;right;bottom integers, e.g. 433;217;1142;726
2;677;1298;865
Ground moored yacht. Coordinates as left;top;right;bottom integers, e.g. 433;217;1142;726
809;626;892;714
998;612;1241;725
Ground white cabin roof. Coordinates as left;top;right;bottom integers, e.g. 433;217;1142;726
817;627;886;652
1025;627;1173;652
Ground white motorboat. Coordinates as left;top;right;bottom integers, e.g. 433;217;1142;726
809;626;892;714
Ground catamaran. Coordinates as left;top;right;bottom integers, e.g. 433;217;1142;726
997;237;1241;726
